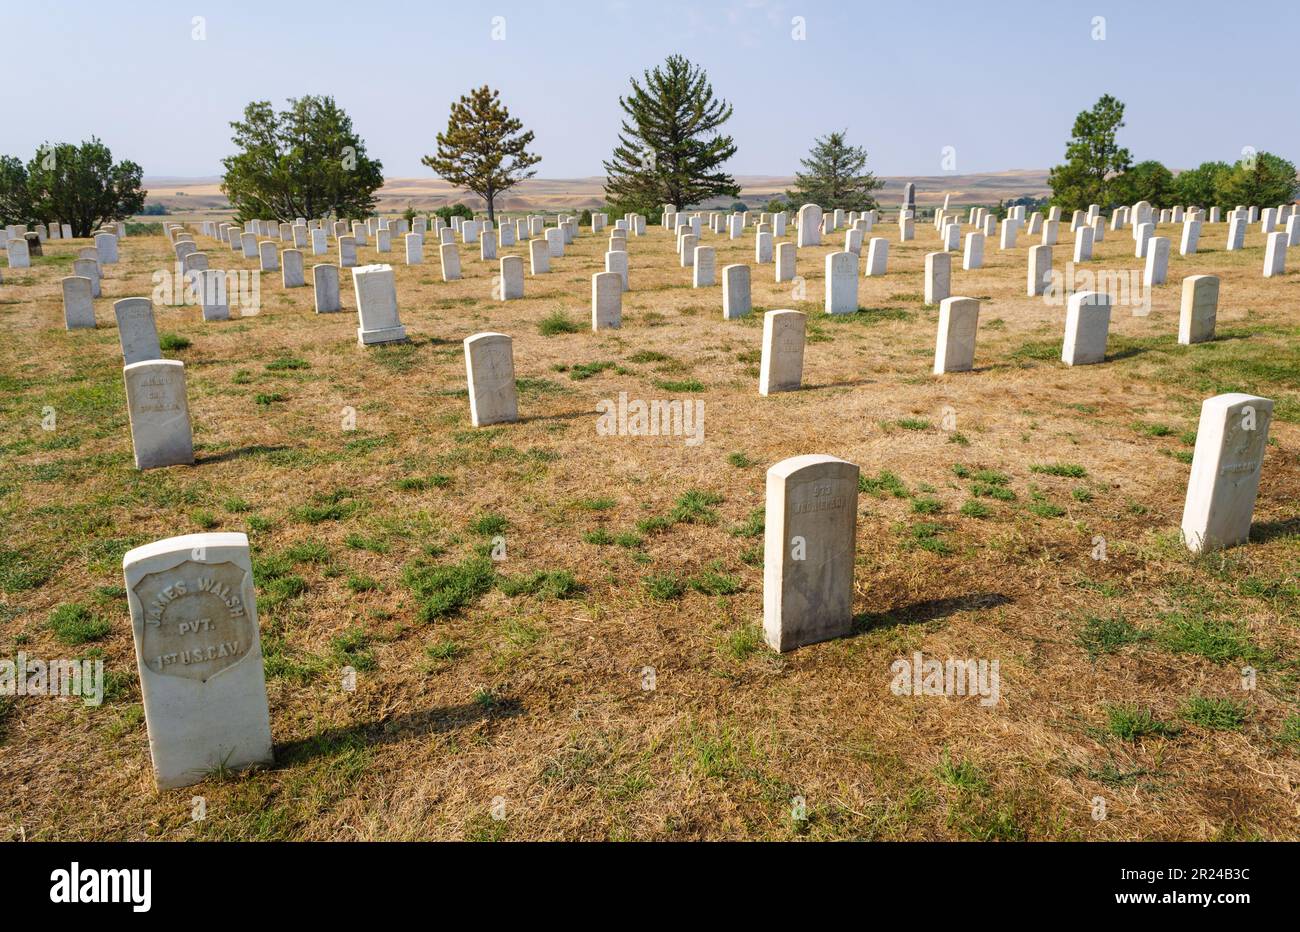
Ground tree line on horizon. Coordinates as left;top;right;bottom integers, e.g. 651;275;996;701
4;66;1296;233
1048;94;1298;213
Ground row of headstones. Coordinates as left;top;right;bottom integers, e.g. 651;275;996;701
2;221;72;243
80;202;1255;471
3;225;121;273
121;376;1274;788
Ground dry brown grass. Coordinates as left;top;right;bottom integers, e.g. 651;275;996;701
1;213;1298;841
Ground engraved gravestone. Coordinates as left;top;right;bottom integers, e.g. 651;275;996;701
775;242;796;283
763;454;860;652
824;251;858;314
124;359;194;469
123;532;273;789
258;241;279;272
282;248;305;287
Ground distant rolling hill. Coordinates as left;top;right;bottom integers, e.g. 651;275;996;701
139;170;1051;220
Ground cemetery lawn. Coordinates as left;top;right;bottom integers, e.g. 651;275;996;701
2;220;1298;841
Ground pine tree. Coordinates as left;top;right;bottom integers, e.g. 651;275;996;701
784;131;884;211
603;55;739;213
423;86;540;225
1047;94;1132;211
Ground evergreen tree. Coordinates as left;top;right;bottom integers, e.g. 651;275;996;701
603;55;739;212
784;131;884;211
23;139;145;238
221;95;384;222
422;86;541;225
1047;94;1132;211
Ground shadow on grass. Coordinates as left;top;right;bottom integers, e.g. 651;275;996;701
275;697;525;765
1249;517;1300;544
854;592;1012;634
196;444;291;465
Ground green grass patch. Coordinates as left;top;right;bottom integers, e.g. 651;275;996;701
1180;696;1247;731
48;603;111;645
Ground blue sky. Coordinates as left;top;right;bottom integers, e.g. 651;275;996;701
6;0;1297;178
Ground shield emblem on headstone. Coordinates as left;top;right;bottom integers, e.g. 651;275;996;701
133;560;256;683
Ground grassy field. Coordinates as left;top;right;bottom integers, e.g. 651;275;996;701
1;213;1298;841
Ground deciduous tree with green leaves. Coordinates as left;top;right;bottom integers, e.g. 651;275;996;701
1048;94;1132;211
784;130;884;211
16;139;146;238
1215;152;1298;209
422;86;541;225
1173;161;1232;208
1111;160;1176;208
0;155;34;227
603;55;740;213
221;95;384;223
